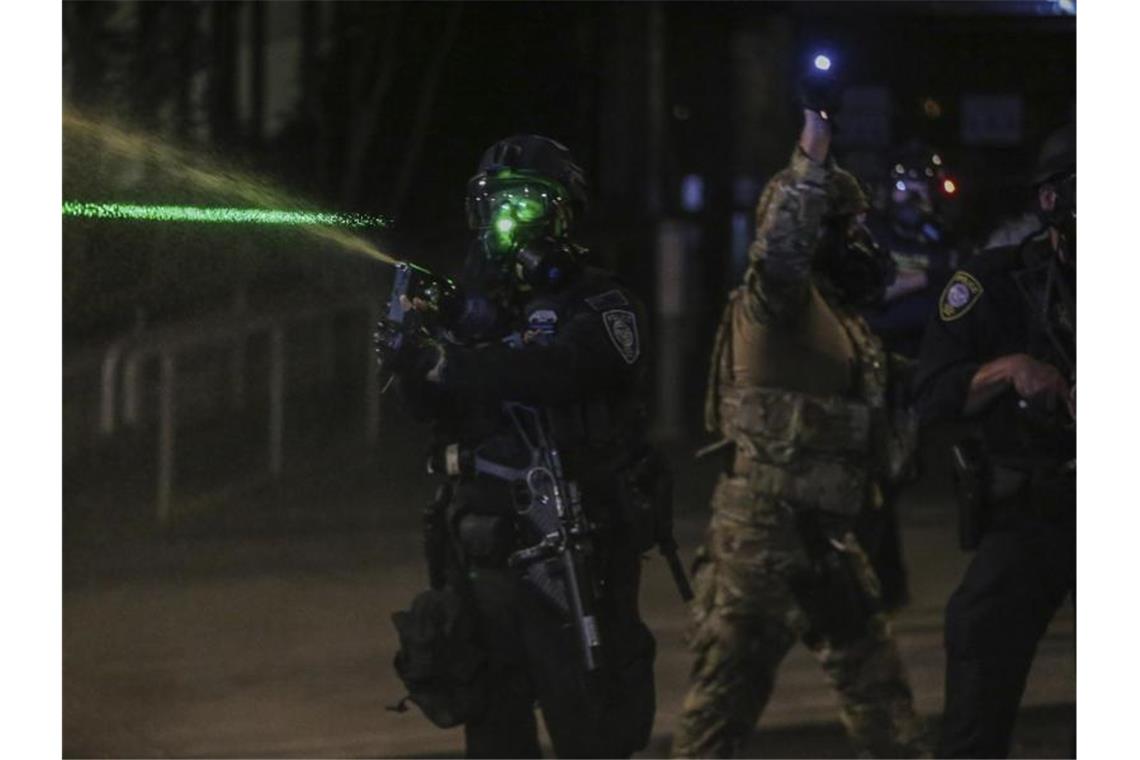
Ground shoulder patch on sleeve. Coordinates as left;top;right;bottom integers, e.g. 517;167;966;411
585;288;629;311
938;271;984;322
602;309;640;364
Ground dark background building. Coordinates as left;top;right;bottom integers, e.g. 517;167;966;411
62;0;1075;440
60;4;1076;753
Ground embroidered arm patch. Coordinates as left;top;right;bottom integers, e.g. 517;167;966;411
602;309;640;364
939;271;984;322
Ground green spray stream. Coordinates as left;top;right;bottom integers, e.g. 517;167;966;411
62;201;389;230
62;111;399;265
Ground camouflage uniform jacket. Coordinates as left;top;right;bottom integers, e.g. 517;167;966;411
704;148;901;516
671;149;930;760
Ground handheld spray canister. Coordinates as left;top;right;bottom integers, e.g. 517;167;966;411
380;262;460;351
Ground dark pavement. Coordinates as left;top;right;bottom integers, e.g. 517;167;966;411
63;417;1075;758
63;514;1074;758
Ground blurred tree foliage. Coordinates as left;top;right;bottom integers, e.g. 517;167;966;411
62;1;462;343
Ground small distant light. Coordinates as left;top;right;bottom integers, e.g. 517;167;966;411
923;97;943;120
893;163;905;175
814;54;831;72
943;178;957;194
496;217;515;233
895;180;907;192
931;154;943;166
925;168;934;177
681;174;705;213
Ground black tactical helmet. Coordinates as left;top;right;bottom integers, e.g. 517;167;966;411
465;135;589;289
465;135;588;235
885;140;959;243
888;141;958;202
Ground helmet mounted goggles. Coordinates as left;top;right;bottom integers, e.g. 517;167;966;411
467;174;569;257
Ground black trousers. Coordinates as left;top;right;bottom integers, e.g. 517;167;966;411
938;517;1075;758
461;551;656;759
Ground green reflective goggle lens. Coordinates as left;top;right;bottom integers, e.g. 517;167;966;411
496;193;547;224
472;185;558;255
475;186;554;224
486;210;543;256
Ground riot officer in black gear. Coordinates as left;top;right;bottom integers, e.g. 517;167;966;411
378;135;661;758
856;145;968;612
913;124;1075;758
866;141;964;358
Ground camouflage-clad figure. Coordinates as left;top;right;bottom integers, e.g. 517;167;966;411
672;112;927;759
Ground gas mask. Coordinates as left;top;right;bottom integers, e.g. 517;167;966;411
814;216;897;308
466;179;579;291
449;240;514;341
889;179;946;245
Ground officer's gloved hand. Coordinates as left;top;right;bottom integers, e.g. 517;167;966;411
373;318;405;372
373;321;445;382
797;72;843;120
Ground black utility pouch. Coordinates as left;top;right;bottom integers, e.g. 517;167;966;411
951;438;989;551
391;587;487;728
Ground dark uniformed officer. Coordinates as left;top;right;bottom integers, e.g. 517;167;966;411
866;141;965;358
913;124;1075;758
856;141;968;615
671;106;928;759
379;135;658;758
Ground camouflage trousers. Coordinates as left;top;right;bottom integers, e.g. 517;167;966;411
671;475;929;759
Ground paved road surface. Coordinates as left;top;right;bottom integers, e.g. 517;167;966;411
64;505;1074;758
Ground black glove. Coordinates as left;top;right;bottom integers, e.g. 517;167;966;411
797;72;843;118
373;318;406;372
373;320;445;381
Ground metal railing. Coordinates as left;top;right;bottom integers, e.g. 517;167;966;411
64;296;382;529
